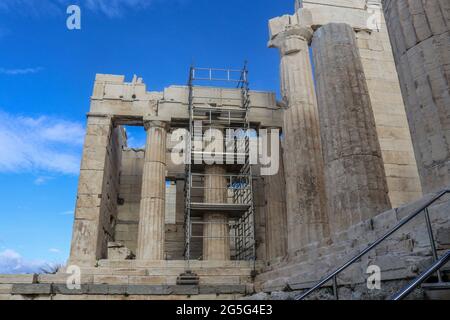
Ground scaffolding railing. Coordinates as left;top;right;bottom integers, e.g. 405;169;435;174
189;173;252;206
191;67;248;85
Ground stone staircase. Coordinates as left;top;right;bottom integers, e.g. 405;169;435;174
255;190;450;300
0;260;262;300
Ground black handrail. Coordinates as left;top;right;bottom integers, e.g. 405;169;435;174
296;188;450;300
391;250;450;300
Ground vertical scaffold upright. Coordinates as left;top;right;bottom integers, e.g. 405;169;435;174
183;64;256;270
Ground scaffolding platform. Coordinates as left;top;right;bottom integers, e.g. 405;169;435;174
189;202;251;218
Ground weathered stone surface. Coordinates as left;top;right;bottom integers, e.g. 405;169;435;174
355;26;422;207
199;285;246;294
107;242;135;260
264;145;287;262
255;189;450;293
0;284;13;294
11;284;52;295
86;284;109;295
383;0;450;194
136;120;168;260
0;274;36;284
269;20;329;253
312;23;391;236
52;284;86;295
126;285;168;295
69;114;125;266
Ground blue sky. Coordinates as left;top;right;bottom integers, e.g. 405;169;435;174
0;0;293;273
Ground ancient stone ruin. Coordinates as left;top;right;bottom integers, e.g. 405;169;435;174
1;0;449;300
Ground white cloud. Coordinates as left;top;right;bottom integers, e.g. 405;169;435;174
0;0;160;18
0;249;50;274
34;176;53;185
0;111;84;175
85;0;154;18
0;67;43;75
0;1;60;17
59;210;74;215
49;248;61;253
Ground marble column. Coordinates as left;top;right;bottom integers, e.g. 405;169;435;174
382;0;450;193
136;120;168;260
270;25;329;253
311;23;391;236
264;144;287;261
203;165;230;260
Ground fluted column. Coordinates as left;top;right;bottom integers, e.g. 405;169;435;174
311;23;391;236
270;25;329;253
137;120;168;260
203;165;230;260
264;142;287;261
382;0;450;193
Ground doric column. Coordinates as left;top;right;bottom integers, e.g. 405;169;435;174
203;165;230;260
69;114;112;266
136;120;168;260
264;142;287;261
269;25;329;253
311;23;391;236
382;0;450;193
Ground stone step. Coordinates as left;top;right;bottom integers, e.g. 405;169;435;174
36;271;253;287
422;282;450;290
90;274;250;286
0;284;13;294
96;259;263;269
0;275;37;284
80;267;255;277
9;283;249;297
423;283;450;300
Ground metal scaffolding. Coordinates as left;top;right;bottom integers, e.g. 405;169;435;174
183;64;256;264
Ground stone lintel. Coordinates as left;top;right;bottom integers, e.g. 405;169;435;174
88;83;282;128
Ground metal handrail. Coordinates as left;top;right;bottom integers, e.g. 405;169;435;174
391;250;450;300
296;188;450;300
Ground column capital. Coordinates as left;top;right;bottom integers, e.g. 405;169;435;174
143;120;169;131
269;25;314;55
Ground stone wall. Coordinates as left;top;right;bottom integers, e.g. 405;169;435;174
115;148;143;254
355;18;422;207
69;117;125;265
98;125;124;258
